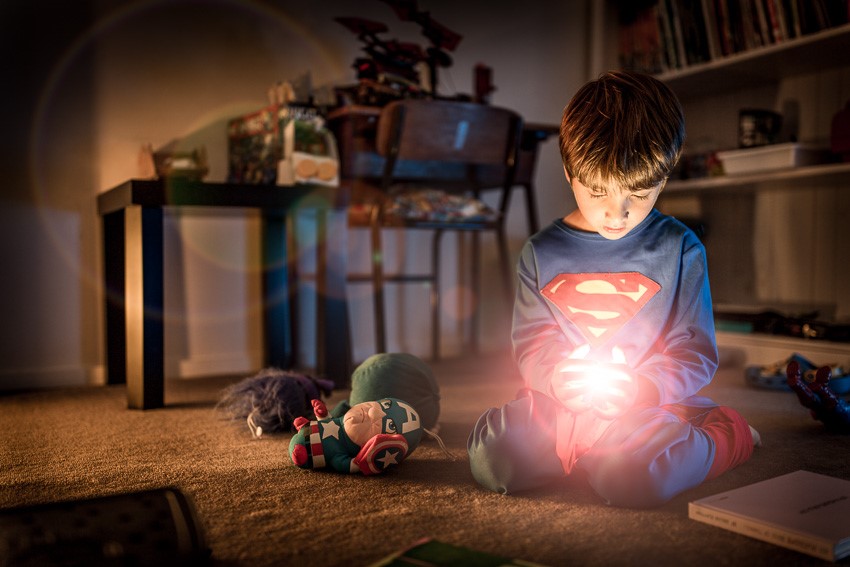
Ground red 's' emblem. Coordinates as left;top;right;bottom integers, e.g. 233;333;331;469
541;272;660;346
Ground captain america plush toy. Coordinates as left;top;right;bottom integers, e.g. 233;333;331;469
289;397;423;474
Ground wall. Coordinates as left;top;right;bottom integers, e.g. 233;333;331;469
0;0;592;389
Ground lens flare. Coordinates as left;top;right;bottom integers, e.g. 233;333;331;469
28;0;347;326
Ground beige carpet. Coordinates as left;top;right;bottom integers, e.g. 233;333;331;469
1;352;849;566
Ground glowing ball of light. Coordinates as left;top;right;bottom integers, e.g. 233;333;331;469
556;346;636;418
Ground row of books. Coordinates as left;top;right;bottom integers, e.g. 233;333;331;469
618;0;850;74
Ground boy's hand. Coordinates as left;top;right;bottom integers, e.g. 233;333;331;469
553;356;637;419
552;357;596;414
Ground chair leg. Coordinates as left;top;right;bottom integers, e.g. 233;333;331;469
466;227;512;358
369;204;387;353
523;183;540;235
470;231;481;354
497;224;513;303
430;229;444;361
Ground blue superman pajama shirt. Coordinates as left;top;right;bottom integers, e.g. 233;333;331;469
468;209;753;508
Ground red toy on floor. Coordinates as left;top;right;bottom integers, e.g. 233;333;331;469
786;360;850;433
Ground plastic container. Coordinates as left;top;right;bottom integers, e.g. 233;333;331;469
717;143;829;175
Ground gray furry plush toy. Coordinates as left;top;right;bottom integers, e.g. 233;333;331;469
218;368;334;437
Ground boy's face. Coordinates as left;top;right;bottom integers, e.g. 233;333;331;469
565;172;663;240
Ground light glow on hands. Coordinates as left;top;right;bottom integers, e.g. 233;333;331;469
554;345;636;418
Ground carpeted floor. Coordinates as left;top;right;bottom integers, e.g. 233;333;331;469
1;352;849;566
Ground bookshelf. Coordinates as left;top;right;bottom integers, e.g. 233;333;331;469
617;1;850;87
657;23;850;99
613;1;850;364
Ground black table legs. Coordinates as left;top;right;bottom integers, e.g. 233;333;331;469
103;206;351;410
103;206;164;409
261;211;296;370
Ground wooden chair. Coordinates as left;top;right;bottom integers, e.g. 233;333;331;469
347;99;523;359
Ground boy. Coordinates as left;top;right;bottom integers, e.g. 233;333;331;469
467;71;758;508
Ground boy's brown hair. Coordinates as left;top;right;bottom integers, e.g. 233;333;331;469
559;70;685;191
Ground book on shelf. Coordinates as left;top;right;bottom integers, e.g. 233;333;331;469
678;0;712;65
689;470;850;562
617;0;850;73
738;0;763;51
699;0;721;59
751;0;772;46
617;2;666;73
713;0;735;55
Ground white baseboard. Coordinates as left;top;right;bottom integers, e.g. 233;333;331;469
174;351;261;378
0;351;263;392
716;331;850;366
0;365;90;391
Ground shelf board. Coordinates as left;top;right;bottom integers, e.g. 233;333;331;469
664;162;850;193
658;24;850;98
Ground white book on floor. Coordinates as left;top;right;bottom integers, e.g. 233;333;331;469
689;470;850;561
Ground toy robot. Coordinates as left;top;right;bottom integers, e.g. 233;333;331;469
786;360;850;433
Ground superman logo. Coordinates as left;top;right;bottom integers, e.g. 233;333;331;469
541;272;660;346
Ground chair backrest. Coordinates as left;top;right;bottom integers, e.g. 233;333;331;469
375;99;523;192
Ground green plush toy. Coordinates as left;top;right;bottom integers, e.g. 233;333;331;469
331;353;441;432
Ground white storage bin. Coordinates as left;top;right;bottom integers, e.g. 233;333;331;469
717;143;829;175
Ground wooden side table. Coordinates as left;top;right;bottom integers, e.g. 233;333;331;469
98;179;351;409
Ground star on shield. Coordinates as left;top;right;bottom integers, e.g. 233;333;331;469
376;450;400;469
